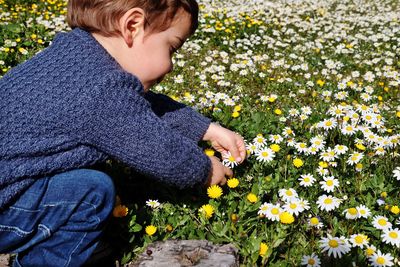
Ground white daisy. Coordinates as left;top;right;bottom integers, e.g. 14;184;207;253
253;135;267;148
246;143;258;155
301;253;321;267
349;233;369;248
264;204;282;222
334;144;348;155
318;118;337;131
368;250;394;267
393;167;400;180
298;174;316;187
279;188;298;202
346;152;364;165
372;215;392;230
317;195;341;212
316;166;329;177
296;142;309;153
356;204;371;218
341;124;357;136
319;176;339;193
269;134;283;144
308;216;323;229
146;199;161;209
319;148;337;162
310;136;325;150
319;234;351;258
343;207;359;220
283;199;304;216
255;147;275;163
222;151;238;168
282;127;295;137
258;202;272;216
381;228;400;248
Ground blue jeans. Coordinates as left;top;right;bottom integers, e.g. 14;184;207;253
0;169;115;266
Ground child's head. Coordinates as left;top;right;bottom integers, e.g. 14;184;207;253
67;0;198;90
67;0;198;37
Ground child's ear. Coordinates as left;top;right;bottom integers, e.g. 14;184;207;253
118;8;146;47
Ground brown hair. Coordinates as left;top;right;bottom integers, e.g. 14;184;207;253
67;0;198;37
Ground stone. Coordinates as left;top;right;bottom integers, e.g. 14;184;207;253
128;240;238;267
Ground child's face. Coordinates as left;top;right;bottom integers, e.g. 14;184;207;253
126;10;192;90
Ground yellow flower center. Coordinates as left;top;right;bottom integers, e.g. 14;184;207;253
328;240;339;248
271;208;280;215
378;218;387;226
310;217;319;225
308;259;315;265
324;198;333;204
366;248;375;256
348;208;357;215
290;203;297;209
326;121;332;126
354;236;364;244
304;177;310;182
286;190;293;196
262;151;269;157
326;180;334;186
376;257;386;265
389;232;398;239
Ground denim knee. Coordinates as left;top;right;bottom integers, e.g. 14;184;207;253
72;169;116;222
42;169;116;226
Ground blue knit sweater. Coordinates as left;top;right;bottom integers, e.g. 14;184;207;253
0;28;212;210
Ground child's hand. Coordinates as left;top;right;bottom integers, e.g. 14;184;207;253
203;123;246;164
206;156;233;186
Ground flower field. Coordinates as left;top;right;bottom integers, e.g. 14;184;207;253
1;0;400;266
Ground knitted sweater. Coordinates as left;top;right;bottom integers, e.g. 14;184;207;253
0;28;212;210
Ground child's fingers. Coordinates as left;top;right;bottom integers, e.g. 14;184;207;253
236;137;246;163
224;166;233;178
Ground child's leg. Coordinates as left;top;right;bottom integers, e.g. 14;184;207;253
0;169;115;266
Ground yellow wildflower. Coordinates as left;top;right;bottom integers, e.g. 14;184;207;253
204;148;215;157
199;204;214;219
279;212;295;224
293;158;304;168
145;225;157;236
207;185;223;199
227;178;239;188
259;242;268;256
247;193;258;203
390;206;400;215
270;144;280;152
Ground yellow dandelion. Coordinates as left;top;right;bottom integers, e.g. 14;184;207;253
259;242;269;256
227;178;239;188
231;111;240;118
247;193;258;203
199;204;214;219
145;225;157;236
233;105;241;112
270;144;280;152
390;206;400;215
207;185;223;199
274;109;282;115
279;211;295;224
204;148;215;157
293;158;304;168
355;143;366;151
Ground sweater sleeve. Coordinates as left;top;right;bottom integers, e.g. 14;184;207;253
144;91;211;142
81;72;211;188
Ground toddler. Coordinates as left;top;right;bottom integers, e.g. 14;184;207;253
0;0;245;266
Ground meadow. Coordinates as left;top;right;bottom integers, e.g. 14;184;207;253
1;0;399;266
